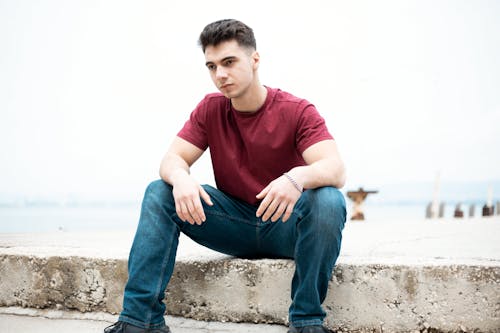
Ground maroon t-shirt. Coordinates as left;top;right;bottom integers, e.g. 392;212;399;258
178;86;333;205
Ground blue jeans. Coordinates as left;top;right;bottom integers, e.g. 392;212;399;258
119;180;346;329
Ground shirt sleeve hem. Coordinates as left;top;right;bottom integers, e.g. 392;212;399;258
297;136;334;155
176;133;208;151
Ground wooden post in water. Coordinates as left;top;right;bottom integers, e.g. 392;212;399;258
482;186;494;217
439;202;446;218
454;203;464;218
469;204;475;218
426;172;441;219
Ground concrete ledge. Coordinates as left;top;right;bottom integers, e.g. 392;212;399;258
0;255;127;313
167;259;500;332
1;254;499;332
1;219;499;332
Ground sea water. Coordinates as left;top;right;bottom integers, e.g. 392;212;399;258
1;200;487;233
0;204;141;233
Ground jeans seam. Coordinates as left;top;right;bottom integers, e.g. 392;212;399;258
118;314;166;329
171;210;260;226
206;210;260;226
290;318;324;327
145;215;173;326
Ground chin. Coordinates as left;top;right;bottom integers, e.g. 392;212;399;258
221;90;239;99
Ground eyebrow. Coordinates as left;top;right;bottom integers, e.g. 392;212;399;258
205;56;237;67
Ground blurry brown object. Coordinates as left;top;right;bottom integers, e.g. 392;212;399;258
482;204;494;217
347;187;378;221
482;186;495;216
454;203;464;218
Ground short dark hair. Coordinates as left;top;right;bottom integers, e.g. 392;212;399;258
198;19;256;53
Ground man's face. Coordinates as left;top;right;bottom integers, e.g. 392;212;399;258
204;40;259;99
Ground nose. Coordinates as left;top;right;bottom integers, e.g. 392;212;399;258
215;67;228;80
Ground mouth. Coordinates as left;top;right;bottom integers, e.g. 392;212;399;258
219;83;232;89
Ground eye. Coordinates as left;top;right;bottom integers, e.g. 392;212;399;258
224;59;233;66
207;64;216;71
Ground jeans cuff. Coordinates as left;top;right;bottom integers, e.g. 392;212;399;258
290;318;324;328
118;314;166;329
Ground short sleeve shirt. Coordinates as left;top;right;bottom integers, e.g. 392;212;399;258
178;86;334;205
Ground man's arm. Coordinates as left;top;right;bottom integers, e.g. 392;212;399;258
288;139;346;190
256;139;345;222
159;137;213;225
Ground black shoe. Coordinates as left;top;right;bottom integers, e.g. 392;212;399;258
104;321;171;333
288;325;334;333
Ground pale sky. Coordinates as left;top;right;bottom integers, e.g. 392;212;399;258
1;0;499;202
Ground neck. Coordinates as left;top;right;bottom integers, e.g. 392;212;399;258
231;83;267;112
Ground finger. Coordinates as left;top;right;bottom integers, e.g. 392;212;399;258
186;200;202;225
184;204;196;225
199;186;213;206
192;197;207;224
174;199;184;221
256;193;272;218
271;201;288;222
256;184;270;200
281;204;295;222
262;198;280;222
176;201;191;224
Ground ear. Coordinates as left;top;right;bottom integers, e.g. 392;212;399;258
252;51;260;71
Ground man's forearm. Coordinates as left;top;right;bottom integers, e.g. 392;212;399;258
159;153;191;186
288;158;346;190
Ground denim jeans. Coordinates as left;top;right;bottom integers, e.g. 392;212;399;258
119;179;346;329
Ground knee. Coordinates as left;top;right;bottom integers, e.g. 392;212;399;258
299;187;346;228
304;186;346;211
136;180;177;234
143;179;174;206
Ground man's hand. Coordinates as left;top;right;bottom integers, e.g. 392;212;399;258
255;175;302;222
172;171;213;225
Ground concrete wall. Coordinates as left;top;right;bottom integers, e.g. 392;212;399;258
1;254;499;332
0;255;126;313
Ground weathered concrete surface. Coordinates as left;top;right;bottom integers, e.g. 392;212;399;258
1;218;499;332
166;260;500;333
0;255;127;313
